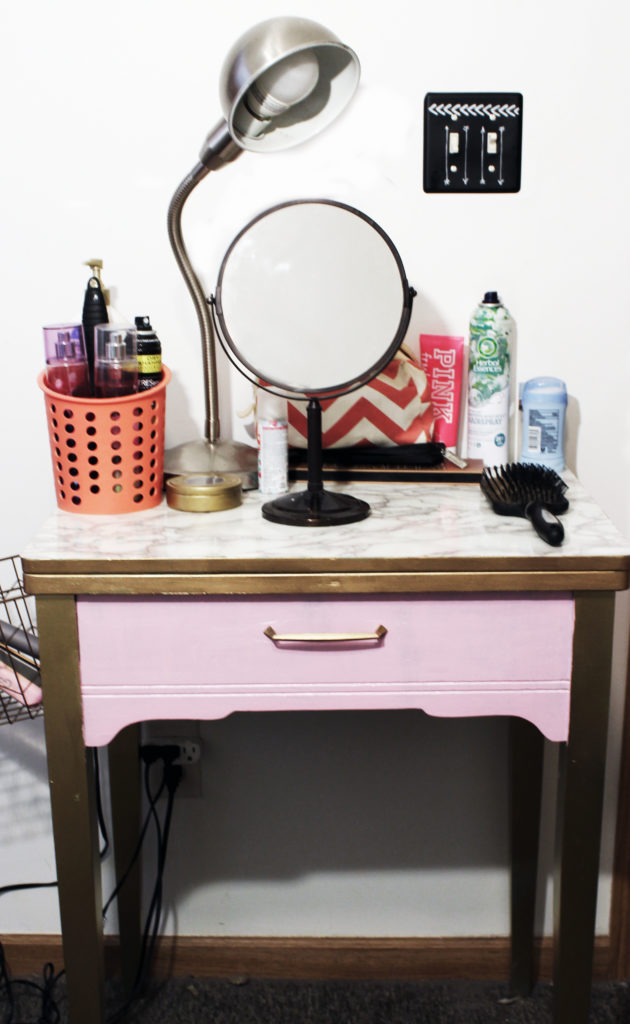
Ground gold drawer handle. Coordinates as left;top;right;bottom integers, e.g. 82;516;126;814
264;625;387;644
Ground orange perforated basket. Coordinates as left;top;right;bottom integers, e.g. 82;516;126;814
38;366;170;514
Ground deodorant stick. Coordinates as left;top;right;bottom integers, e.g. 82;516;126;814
520;377;567;472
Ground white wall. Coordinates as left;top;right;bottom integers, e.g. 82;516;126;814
1;0;629;941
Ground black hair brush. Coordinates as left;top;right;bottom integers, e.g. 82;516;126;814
480;463;569;547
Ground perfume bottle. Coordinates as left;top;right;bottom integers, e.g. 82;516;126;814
43;323;91;397
94;325;138;398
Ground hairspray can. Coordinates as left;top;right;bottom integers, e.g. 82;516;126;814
134;315;163;391
466;291;514;465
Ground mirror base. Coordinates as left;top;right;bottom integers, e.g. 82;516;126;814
262;488;370;526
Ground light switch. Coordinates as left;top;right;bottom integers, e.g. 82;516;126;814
423;92;523;193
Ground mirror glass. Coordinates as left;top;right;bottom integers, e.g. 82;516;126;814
214;199;411;396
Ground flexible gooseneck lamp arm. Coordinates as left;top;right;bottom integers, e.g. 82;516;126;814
164;17;360;485
167;123;241;446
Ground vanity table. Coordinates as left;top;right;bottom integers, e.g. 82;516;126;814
21;474;630;1024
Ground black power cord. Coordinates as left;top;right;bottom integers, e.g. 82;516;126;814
1;746;182;1024
93;746;110;861
102;762;167;921
106;746;182;1023
0;944;63;1024
0;750;108;1024
136;756;182;990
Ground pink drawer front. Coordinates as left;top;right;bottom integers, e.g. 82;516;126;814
76;593;575;745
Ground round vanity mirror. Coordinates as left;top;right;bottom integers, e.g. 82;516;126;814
213;199;414;525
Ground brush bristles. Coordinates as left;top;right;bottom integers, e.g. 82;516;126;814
481;463;569;514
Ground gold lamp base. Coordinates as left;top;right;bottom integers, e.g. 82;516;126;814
163;438;258;490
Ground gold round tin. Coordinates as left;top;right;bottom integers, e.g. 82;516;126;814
166;474;243;512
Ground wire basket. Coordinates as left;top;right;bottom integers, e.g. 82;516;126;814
0;556;42;724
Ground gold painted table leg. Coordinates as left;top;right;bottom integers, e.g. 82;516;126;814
108;724;142;993
509;716;545;996
37;595;105;1024
553;591;615;1024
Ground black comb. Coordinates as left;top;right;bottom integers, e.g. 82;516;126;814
480;463;569;546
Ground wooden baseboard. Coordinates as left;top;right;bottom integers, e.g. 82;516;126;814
0;934;614;982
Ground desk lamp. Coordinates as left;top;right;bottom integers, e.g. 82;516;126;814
165;17;361;484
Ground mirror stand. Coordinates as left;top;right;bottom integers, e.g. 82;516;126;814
262;398;370;526
213;199;413;526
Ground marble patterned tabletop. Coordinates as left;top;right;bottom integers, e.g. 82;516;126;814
22;472;630;569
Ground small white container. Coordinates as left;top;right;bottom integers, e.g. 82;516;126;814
256;390;288;494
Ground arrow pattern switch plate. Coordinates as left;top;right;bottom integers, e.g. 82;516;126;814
423;92;523;193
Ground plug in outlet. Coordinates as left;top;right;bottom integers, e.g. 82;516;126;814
144;737;203;797
156;738;201;766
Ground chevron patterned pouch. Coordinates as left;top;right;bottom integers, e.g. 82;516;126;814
287;349;435;448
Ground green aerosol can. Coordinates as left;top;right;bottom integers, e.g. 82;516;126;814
466;291;514;465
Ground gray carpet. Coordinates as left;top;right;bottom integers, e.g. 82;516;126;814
122;979;630;1023
4;977;630;1023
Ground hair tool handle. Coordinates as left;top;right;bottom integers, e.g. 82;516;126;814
0;619;39;658
82;274;109;390
525;500;565;547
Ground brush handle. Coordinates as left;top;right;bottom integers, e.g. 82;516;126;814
525;501;565;546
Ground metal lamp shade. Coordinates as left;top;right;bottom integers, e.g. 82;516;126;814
219;17;360;152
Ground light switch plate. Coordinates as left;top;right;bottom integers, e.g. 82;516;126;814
423;92;523;193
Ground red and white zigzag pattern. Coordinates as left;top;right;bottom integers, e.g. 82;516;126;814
288;356;434;448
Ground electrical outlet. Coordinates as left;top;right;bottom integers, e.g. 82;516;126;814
173;739;203;798
155;738;202;765
142;729;204;797
423;92;523;193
